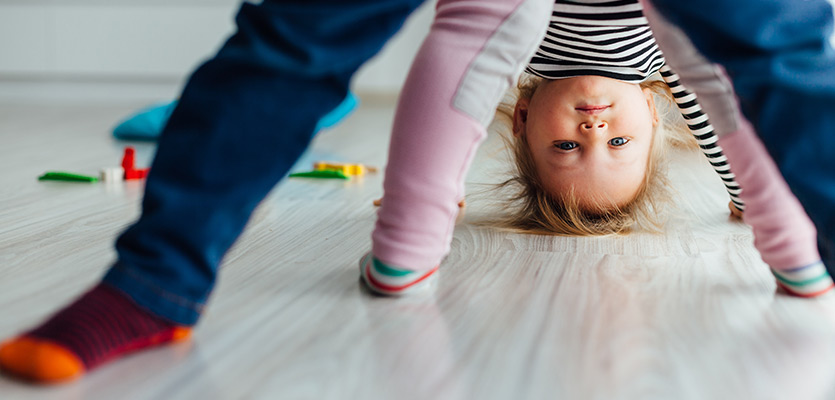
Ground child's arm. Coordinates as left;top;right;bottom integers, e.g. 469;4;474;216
644;2;834;296
657;65;744;217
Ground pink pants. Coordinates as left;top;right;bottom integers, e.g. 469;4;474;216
718;121;821;270
372;0;553;270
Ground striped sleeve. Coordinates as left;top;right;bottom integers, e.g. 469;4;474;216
659;65;745;212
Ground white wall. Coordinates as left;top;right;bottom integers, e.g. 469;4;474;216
2;0;833;103
0;0;434;102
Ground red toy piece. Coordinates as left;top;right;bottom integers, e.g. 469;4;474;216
121;147;136;171
124;168;149;180
120;147;150;180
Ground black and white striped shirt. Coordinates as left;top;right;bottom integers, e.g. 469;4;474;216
525;0;744;211
527;0;664;83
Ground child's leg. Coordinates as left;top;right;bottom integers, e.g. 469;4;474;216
718;123;834;296
648;0;835;281
0;0;424;383
367;0;552;293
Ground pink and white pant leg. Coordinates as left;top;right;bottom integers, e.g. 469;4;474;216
363;0;552;294
719;124;835;297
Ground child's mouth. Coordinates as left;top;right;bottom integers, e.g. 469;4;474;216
576;105;609;115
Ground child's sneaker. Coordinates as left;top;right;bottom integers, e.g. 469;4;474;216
772;261;835;297
359;253;438;296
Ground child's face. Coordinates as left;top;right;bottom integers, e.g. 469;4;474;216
513;76;658;212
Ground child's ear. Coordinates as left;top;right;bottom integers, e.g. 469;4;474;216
643;87;659;127
513;98;530;137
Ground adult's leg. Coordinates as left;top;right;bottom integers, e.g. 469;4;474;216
649;0;835;274
643;2;833;296
366;0;552;294
0;0;424;383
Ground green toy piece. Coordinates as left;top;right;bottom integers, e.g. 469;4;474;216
38;171;99;183
288;170;349;180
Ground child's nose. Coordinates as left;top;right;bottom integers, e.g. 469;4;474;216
580;121;607;134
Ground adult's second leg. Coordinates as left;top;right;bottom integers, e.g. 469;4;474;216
650;0;835;275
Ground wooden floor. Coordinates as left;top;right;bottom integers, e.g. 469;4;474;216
2;99;835;400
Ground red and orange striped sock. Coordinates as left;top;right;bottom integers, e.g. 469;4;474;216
0;284;191;383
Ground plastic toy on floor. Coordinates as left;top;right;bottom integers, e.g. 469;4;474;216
112;93;360;141
38;172;98;183
121;147;149;180
37;146;149;184
289;161;378;180
313;161;377;177
288;170;350;180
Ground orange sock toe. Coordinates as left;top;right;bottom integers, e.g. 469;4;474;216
0;337;85;383
171;327;192;342
1;284;192;384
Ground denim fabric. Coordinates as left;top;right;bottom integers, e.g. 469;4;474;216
103;0;424;325
651;0;835;275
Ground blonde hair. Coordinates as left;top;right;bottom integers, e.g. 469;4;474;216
492;74;695;236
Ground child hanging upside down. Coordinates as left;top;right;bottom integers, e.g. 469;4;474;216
362;0;835;299
2;0;835;385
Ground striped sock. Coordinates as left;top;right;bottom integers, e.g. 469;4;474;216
0;284;191;383
771;261;835;298
359;253;438;296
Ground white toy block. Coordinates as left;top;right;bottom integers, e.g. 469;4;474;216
100;167;125;182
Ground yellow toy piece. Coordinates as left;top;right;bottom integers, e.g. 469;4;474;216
313;161;377;177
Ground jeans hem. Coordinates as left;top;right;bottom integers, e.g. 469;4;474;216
102;262;204;326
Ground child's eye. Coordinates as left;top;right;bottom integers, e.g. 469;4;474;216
609;137;629;146
556;142;578;150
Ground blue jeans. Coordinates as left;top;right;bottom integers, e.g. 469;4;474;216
103;0;424;325
651;0;835;274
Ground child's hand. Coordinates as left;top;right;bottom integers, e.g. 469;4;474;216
728;201;743;220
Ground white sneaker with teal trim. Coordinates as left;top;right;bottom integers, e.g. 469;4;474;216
359;253;438;296
771;261;835;297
